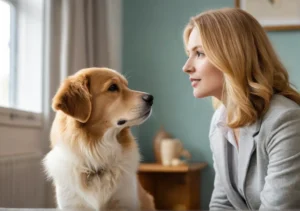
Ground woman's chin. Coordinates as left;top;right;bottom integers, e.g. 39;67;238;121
193;90;207;98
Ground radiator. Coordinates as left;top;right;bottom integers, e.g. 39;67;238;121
0;153;45;208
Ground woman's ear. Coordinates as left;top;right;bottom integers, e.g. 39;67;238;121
52;75;92;123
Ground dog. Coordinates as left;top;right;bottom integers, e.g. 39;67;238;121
43;67;155;211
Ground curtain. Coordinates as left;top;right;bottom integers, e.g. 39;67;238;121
42;0;110;206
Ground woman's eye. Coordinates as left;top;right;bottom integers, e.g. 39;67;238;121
196;51;205;58
108;84;119;92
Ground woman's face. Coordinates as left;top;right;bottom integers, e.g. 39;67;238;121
183;28;224;100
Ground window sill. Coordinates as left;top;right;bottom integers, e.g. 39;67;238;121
0;106;42;128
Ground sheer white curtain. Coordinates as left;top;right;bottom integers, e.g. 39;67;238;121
42;0;117;206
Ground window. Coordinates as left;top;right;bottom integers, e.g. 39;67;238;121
0;0;16;108
0;0;43;127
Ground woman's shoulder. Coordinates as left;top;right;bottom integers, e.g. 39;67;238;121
259;94;300;139
263;94;300;123
209;94;300;137
256;94;300;160
270;94;299;109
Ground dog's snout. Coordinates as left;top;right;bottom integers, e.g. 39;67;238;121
142;94;154;105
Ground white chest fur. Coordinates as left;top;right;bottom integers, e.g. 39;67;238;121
43;129;140;210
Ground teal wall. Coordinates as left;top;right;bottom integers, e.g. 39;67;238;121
269;32;300;86
122;0;300;209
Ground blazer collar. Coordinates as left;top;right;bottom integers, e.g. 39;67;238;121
238;117;262;196
211;106;263;209
211;130;248;210
237;95;283;199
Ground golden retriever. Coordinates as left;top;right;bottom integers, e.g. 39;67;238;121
43;67;155;211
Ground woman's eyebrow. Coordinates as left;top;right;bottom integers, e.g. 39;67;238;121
191;45;203;51
186;45;203;54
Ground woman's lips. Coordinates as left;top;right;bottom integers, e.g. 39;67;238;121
190;78;201;87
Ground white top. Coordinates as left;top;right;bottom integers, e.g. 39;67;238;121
216;105;245;198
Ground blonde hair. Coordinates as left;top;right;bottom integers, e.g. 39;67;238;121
183;8;300;128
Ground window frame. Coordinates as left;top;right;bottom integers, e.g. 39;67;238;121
0;0;42;128
7;0;18;108
0;106;42;128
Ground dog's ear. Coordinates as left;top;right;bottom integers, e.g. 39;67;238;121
52;75;92;123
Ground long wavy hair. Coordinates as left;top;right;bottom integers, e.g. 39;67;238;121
183;8;300;128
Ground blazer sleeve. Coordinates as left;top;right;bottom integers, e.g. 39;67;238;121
259;109;300;210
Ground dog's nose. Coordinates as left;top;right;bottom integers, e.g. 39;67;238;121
142;94;154;105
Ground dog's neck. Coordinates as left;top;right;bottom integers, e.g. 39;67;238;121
70;127;134;169
80;127;137;185
51;114;137;171
84;167;106;184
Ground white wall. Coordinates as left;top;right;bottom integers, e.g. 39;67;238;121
0;126;42;156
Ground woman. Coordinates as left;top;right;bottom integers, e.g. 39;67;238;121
182;8;300;210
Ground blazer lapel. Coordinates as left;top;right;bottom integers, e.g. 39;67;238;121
211;129;248;210
238;118;262;195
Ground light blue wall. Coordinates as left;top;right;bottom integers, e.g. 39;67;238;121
269;31;300;87
123;0;300;209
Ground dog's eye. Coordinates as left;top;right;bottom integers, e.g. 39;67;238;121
108;84;119;92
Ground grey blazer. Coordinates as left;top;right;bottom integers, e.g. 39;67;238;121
209;94;300;210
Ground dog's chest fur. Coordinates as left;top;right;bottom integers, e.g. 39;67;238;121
43;129;140;210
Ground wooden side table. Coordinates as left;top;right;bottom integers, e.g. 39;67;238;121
138;163;207;211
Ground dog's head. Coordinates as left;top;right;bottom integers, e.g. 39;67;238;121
52;68;153;134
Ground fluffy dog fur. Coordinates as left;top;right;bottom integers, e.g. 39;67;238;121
43;67;155;211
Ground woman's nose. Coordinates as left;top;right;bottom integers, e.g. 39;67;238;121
182;60;194;73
